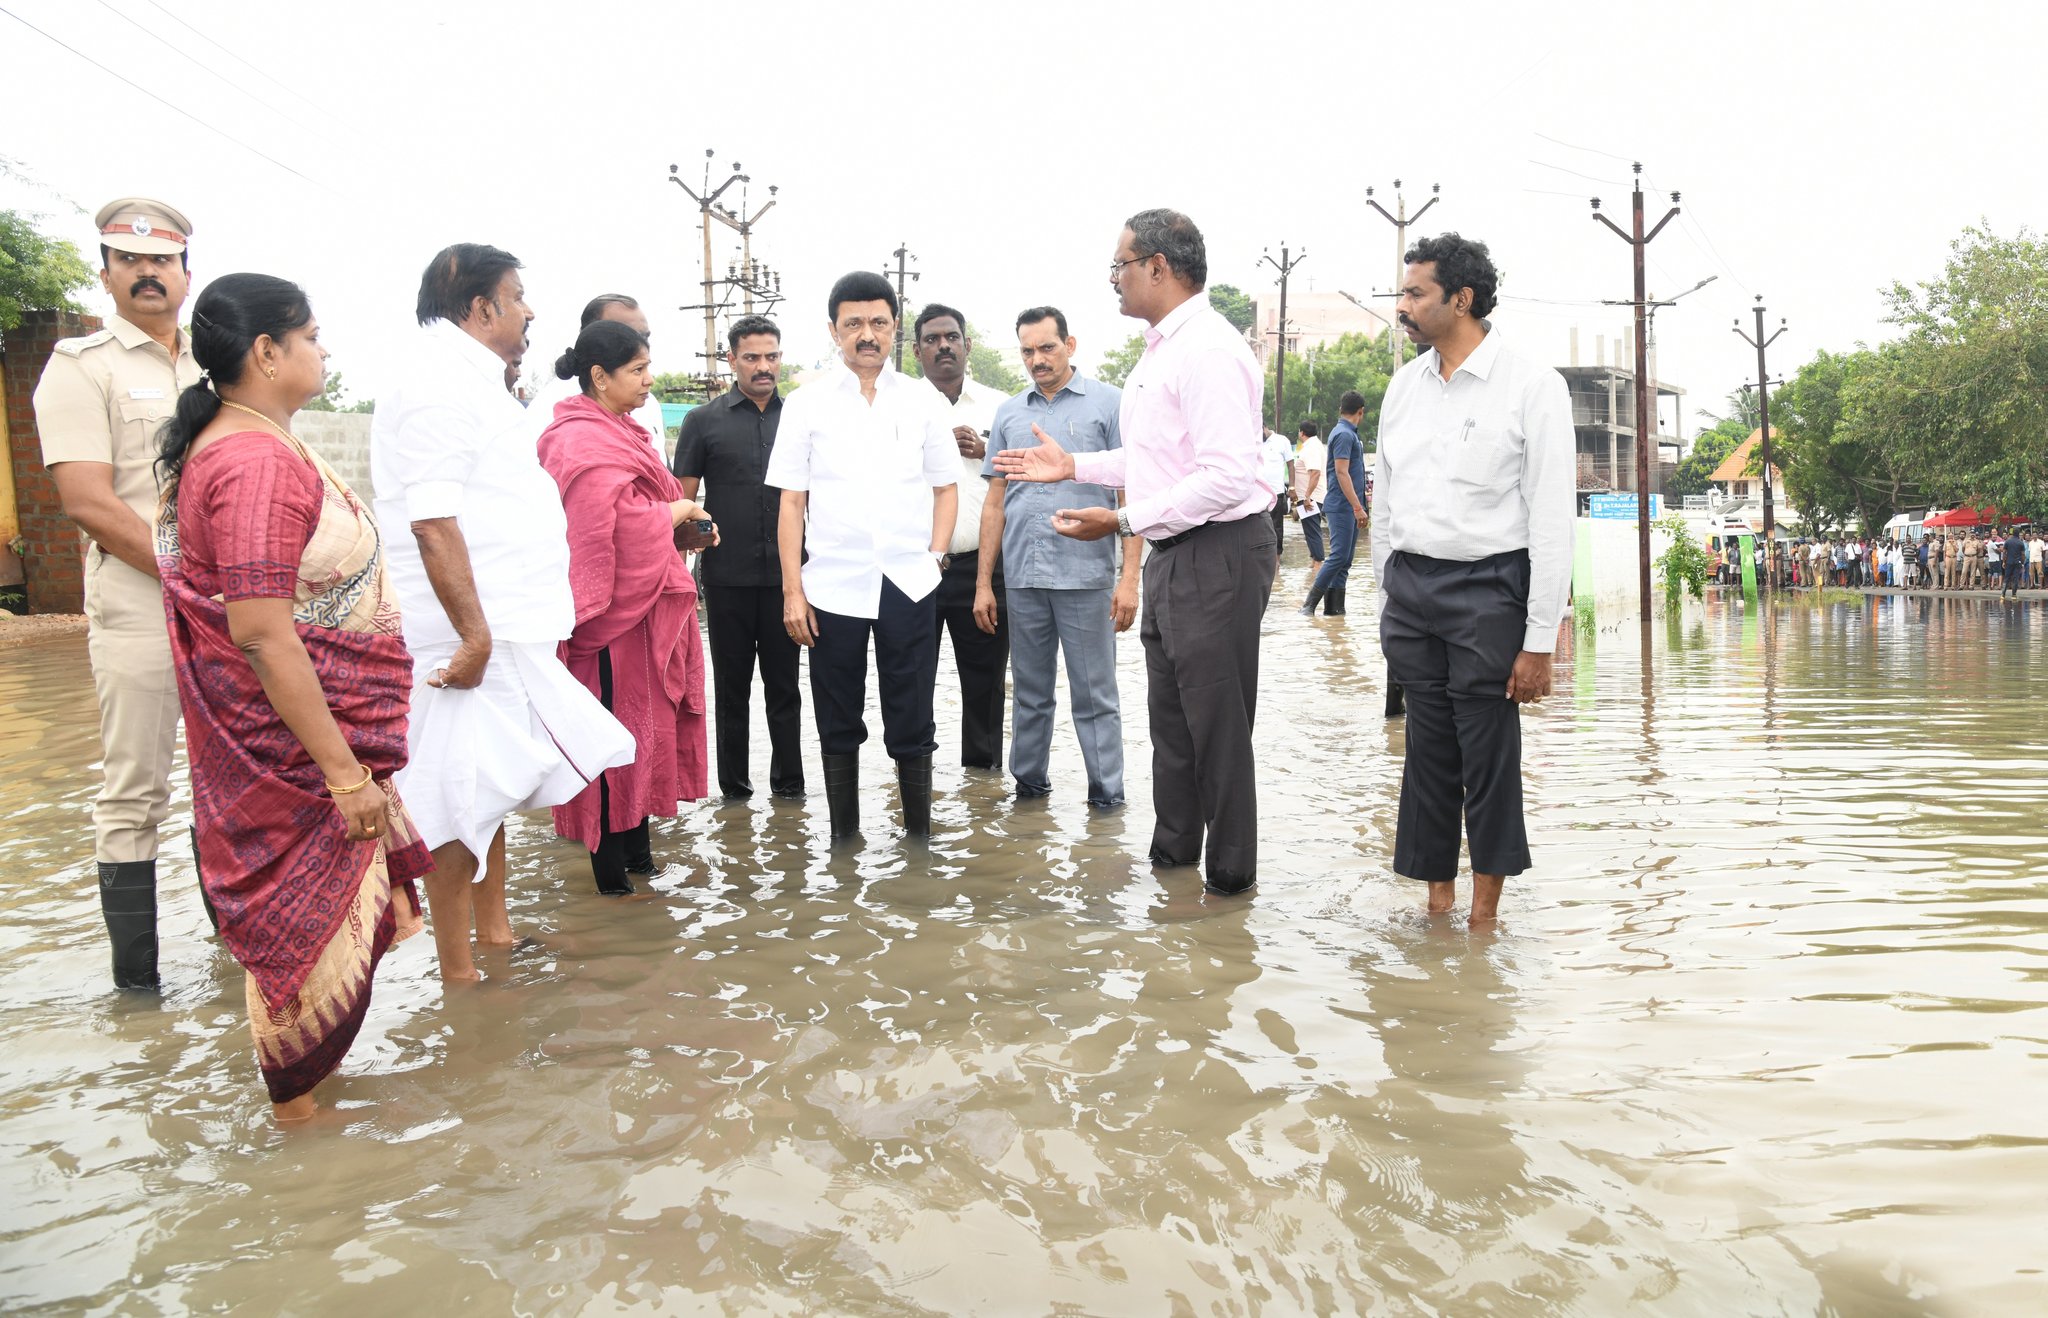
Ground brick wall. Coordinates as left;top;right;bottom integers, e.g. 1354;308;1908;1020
3;309;102;613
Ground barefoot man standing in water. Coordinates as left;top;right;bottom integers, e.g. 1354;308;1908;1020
1371;233;1573;924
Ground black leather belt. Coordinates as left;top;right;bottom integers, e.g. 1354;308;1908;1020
1149;523;1210;551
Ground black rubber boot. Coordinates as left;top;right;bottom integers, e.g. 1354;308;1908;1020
1385;669;1406;719
1297;584;1328;617
897;754;933;838
98;860;160;991
590;831;635;895
190;827;221;933
621;820;654;875
823;752;860;841
1326;587;1346;616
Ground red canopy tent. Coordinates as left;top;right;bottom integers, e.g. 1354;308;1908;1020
1923;504;2024;528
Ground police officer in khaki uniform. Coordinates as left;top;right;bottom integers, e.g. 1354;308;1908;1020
32;198;201;991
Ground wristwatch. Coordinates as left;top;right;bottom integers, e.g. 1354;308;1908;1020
934;550;951;570
1116;509;1133;538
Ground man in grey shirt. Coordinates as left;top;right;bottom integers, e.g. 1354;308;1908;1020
978;307;1139;806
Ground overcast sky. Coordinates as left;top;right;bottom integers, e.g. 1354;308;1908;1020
5;0;2043;439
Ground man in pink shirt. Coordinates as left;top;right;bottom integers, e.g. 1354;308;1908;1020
997;208;1278;895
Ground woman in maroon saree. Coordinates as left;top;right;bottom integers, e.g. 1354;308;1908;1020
154;273;431;1123
537;320;712;893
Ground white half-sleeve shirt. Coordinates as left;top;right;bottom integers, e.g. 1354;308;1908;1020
764;359;959;618
370;319;574;650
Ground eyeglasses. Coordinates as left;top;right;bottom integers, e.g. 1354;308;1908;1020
1108;255;1152;280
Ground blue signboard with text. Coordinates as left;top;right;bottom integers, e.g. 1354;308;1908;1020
1588;493;1661;521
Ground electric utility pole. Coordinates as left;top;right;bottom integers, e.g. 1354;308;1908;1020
1591;163;1680;624
1364;181;1439;363
1734;296;1789;557
1259;242;1307;431
669;151;746;393
885;243;919;370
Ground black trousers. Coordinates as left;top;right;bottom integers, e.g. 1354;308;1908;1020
1141;515;1278;881
1379;549;1533;882
931;551;1009;768
705;583;804;796
810;578;939;759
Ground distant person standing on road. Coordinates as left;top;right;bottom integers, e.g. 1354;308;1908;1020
1299;391;1369;618
1294;420;1327;575
2002;530;2027;597
1371;233;1573;926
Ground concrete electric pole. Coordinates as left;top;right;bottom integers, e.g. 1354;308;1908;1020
1734;297;1789;567
1259;242;1307;432
668;151;781;394
885;242;919;371
1591;163;1681;624
1364;181;1440;364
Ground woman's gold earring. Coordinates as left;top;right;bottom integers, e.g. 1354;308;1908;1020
265;367;277;379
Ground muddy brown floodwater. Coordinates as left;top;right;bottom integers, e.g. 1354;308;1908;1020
2;564;2045;1315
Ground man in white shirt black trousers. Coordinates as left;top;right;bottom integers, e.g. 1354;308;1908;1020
768;272;959;841
1372;234;1574;925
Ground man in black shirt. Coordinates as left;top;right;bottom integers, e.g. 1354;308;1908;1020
674;315;804;800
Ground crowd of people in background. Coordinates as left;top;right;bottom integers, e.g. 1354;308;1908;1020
1713;528;2043;597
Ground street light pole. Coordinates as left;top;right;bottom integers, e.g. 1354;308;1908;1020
1591;163;1681;624
1259;242;1307;432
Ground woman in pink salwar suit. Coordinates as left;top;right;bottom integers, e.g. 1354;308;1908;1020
537;320;713;894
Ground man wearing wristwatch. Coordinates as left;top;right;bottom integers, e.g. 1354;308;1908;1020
766;272;959;841
996;209;1277;896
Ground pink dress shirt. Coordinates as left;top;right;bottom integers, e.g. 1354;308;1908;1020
1072;295;1275;538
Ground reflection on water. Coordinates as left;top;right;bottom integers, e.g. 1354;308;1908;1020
2;579;2044;1314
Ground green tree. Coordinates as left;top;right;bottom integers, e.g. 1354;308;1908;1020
1097;333;1145;388
1665;417;1747;501
1261;332;1397;444
1208;283;1254;333
1870;225;2048;522
0;207;94;332
300;370;375;413
1770;347;1914;534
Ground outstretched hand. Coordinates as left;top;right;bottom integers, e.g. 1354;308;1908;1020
990;424;1076;484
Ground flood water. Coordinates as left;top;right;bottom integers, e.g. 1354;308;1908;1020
3;563;2045;1316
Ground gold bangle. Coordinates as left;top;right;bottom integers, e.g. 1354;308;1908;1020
327;765;374;795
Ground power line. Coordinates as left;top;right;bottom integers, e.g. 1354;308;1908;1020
139;0;322;119
1529;158;1621;186
88;0;327;140
1534;130;1637;165
0;4;322;187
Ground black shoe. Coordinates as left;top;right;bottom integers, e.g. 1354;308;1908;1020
1147;846;1197;868
769;781;807;799
1014;781;1052;799
897;754;933;837
98;860;160;991
1203;871;1258;896
719;784;754;802
1297;585;1328;617
621;820;655;876
823;752;860;840
1325;587;1346;616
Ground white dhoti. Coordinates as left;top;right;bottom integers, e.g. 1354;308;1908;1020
398;640;636;868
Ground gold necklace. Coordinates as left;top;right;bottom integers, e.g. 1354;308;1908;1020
216;397;350;504
218;398;296;441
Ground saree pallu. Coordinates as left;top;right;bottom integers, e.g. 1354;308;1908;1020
157;430;431;1103
538;396;708;850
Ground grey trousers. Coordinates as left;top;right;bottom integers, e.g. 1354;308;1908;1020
1006;584;1123;804
1141;515;1278;881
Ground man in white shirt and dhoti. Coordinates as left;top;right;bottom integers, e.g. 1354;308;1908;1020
373;243;633;980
